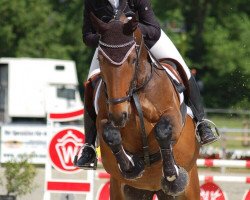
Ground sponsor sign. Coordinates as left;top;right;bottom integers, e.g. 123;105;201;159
0;125;47;164
242;190;250;200
97;181;110;200
49;128;85;173
200;182;226;200
46;179;90;193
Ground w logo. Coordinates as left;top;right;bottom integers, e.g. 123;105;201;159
200;182;226;200
49;128;85;173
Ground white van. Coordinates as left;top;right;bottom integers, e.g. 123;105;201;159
0;58;83;123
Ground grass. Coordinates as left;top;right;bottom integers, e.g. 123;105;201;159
208;114;248;128
205;114;250;150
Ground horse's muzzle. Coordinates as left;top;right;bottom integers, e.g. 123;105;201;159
108;112;128;128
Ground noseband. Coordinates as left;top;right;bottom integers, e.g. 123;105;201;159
99;36;153;105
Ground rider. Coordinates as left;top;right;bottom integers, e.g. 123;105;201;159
75;0;218;168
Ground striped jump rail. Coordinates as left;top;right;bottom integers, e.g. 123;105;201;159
197;159;250;168
199;175;250;184
97;158;250;169
97;172;250;184
96;159;250;184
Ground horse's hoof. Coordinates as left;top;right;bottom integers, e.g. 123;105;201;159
161;167;189;196
120;155;145;180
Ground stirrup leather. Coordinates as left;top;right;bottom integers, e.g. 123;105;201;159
73;144;98;170
195;119;220;143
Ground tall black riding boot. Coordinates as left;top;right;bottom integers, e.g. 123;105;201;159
74;78;98;169
188;75;219;146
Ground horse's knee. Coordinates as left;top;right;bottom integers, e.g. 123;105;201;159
103;123;145;179
103;123;121;153
154;117;172;148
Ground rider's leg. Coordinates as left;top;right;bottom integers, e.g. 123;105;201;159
88;49;100;79
150;30;218;146
188;75;218;145
75;49;99;168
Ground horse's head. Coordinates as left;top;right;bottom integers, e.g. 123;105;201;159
91;13;141;127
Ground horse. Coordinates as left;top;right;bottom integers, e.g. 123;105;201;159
91;13;200;200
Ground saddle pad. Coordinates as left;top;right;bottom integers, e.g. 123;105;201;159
94;79;102;114
161;62;183;84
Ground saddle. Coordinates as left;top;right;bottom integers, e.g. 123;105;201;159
146;48;190;101
159;58;190;101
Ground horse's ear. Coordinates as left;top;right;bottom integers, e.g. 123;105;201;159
123;15;138;35
90;12;109;34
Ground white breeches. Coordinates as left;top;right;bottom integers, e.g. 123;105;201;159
88;49;100;79
87;29;191;80
149;30;191;79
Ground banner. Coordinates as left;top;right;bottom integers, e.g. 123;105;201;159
0;124;47;164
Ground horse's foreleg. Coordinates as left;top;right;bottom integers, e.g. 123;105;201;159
154;116;188;197
103;122;145;179
110;177;125;200
181;164;200;200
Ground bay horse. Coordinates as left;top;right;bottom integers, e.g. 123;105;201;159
91;13;200;200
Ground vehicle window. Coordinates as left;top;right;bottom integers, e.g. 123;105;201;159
57;88;76;100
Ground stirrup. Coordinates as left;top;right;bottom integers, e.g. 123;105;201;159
73;144;98;170
195;119;220;144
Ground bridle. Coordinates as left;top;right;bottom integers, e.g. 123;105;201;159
99;32;157;167
99;34;153;105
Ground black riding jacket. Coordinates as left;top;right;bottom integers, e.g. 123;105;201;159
82;0;161;49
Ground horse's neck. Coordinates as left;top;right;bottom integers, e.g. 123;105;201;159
136;45;166;87
133;31;180;122
136;42;152;85
134;30;156;86
135;46;180;123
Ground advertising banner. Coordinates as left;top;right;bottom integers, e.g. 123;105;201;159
0;125;47;164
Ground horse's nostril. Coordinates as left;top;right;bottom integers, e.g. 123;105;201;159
122;112;128;120
108;113;113;120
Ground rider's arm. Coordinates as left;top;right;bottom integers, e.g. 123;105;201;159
82;0;100;47
135;0;161;48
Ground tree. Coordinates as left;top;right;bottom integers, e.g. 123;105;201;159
152;0;250;108
0;0;69;58
0;155;37;198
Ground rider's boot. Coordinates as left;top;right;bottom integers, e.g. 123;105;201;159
74;78;98;169
188;75;219;146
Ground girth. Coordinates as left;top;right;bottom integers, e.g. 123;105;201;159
140;151;161;166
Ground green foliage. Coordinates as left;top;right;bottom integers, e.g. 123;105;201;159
203;67;250;108
201;12;250;108
153;0;250;108
0;155;37;197
0;0;249;108
0;0;68;58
